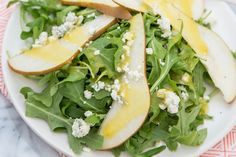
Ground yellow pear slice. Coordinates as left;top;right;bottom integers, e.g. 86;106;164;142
154;0;236;103
99;14;150;149
113;0;204;20
8;15;116;75
61;0;132;19
113;0;149;12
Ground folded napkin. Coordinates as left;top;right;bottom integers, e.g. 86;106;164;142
0;0;235;156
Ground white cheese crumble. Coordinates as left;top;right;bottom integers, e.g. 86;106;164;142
84;90;93;99
92;81;106;92
122;31;134;43
181;73;191;84
157;16;172;38
72;118;90;138
84;111;93;117
157;89;180;114
52;12;80;39
116;67;122;73
65;12;78;23
32;32;48;48
123;45;130;56
146;48;154;55
83;147;92;152
181;91;189;101
111;79;123;105
94;49;100;56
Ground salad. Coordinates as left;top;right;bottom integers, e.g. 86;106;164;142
7;0;236;157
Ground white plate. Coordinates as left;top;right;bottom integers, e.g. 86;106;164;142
2;1;236;157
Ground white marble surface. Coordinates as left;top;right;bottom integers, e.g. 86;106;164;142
0;94;59;157
0;3;236;157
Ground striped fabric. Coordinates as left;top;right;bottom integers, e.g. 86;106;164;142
1;0;236;156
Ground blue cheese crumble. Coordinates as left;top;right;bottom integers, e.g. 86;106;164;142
157;89;180;114
72;118;90;138
157;16;172;38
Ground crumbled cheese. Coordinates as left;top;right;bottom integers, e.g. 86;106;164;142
159;59;165;66
92;81;106;92
123;63;130;72
116;67;122;73
52;12;79;39
122;31;134;43
181;91;189;101
32;32;48;48
94;49;100;56
111;90;122;104
146;48;154;55
110;79;123;105
121;54;126;60
182;73;191;84
83;147;91;152
123;45;131;55
84;90;93;99
105;84;112;92
117;26;121;30
65;12;78;23
157;16;172;38
113;79;121;90
87;13;96;18
72;118;90;138
157;89;180;114
84;111;93;117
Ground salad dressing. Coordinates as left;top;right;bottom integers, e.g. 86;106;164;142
145;0;208;55
100;84;149;138
24;40;73;64
64;27;90;45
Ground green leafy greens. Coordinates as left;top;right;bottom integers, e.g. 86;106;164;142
10;0;214;156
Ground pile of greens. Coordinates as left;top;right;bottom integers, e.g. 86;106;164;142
9;0;214;157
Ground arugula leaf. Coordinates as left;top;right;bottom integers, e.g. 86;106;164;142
84;37;124;78
193;63;207;97
150;50;179;93
59;66;88;84
60;99;84;118
60;80;109;113
23;89;83;153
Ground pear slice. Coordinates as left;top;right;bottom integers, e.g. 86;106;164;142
8;15;116;75
99;14;150;149
113;0;204;20
113;0;149;12
155;0;236;103
61;0;132;19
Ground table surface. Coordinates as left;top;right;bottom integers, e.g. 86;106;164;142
1;3;236;157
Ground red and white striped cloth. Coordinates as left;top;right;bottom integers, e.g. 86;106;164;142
1;0;236;156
